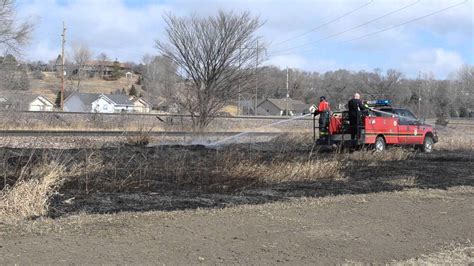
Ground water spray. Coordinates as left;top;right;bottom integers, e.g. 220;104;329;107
208;113;313;147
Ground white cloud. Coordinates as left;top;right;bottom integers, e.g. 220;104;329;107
13;0;473;77
402;48;465;78
266;54;310;69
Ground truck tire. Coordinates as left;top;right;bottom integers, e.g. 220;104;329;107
421;136;434;153
375;136;386;152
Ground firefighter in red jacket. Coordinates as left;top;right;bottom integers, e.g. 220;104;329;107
310;96;331;139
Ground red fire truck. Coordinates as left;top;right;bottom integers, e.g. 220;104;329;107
313;100;438;152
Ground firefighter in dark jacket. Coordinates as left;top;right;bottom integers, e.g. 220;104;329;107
348;93;367;140
310;96;331;139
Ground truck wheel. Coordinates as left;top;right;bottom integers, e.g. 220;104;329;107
421;136;434;153
375;136;386;152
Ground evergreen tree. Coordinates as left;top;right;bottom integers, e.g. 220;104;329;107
110;60;122;80
129;85;138;96
55;54;62;71
121;88;127;95
55;91;61;107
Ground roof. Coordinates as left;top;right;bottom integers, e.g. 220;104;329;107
84;60;133;69
32;96;54;106
258;98;307;111
239;100;265;108
0;93;55;109
65;92;101;106
103;94;133;105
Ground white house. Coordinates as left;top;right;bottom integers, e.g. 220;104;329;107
64;92;101;112
28;96;55;111
130;96;151;113
91;94;134;113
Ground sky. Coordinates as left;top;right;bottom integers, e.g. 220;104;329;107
14;0;474;79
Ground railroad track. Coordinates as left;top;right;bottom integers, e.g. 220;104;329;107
0;130;287;137
0;110;314;120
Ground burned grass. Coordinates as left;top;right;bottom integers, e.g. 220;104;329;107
0;139;472;221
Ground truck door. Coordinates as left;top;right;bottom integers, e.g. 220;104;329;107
394;109;421;144
369;108;399;144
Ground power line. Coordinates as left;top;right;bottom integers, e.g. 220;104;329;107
271;0;469;57
340;0;469;44
271;0;374;47
270;0;421;56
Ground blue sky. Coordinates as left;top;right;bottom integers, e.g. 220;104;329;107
14;0;474;79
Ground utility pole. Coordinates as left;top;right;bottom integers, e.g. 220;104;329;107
286;67;289;116
238;47;241;115
254;39;258;116
60;22;66;111
418;70;421;118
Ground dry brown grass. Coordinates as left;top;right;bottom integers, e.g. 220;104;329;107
435;128;474;151
343;147;412;162
31;73;137;96
228;160;343;184
0;161;65;221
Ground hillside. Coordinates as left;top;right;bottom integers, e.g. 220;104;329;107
30;72;142;101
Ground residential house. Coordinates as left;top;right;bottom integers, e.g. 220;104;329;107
256;98;308;116
91;94;134;113
79;60;133;78
65;92;149;113
64;92;101;112
28;96;55;111
130;96;151;113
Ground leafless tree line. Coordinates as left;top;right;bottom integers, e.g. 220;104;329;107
255;66;473;119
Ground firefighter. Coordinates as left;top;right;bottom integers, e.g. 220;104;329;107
348;93;367;141
311;96;331;139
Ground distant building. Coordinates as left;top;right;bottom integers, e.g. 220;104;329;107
91;94;134;113
64;92;101;112
28;96;55;111
130;96;151;113
65;92;147;113
80;60;133;78
256;98;308;116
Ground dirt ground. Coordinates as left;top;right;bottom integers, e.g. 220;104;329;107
0;187;473;264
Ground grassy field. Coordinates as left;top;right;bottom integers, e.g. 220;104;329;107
0;123;472;263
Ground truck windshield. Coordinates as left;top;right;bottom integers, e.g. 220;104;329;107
373;108;394;117
394;109;418;124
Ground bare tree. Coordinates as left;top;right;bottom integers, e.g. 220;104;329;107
455;65;474;116
321;70;353;108
357;69;404;102
0;53;30;90
155;11;264;130
142;54;178;99
96;52;109;80
0;0;34;53
72;43;92;90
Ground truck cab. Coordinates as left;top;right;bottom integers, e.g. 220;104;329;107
314;100;438;152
